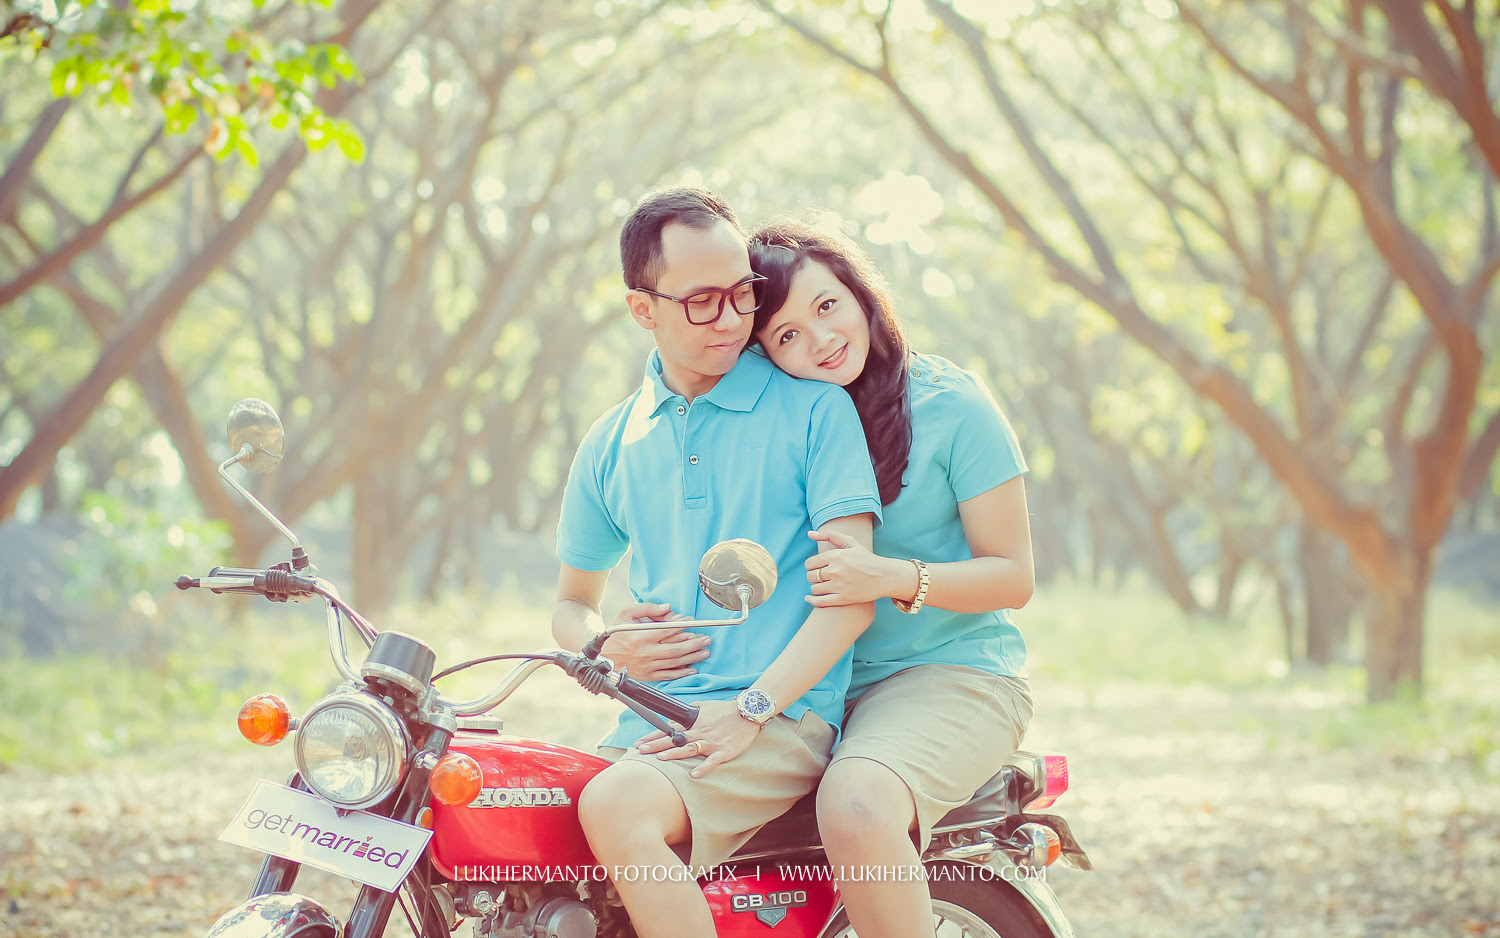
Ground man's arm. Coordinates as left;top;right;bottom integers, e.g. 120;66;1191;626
553;563;712;680
747;512;876;710
552;564;612;652
637;512;875;776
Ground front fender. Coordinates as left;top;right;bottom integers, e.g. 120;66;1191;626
204;892;342;938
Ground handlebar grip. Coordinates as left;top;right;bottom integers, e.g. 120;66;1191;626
175;569;317;599
616;675;699;729
209;565;266;578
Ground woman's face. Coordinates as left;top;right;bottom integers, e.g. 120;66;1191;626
755;260;870;387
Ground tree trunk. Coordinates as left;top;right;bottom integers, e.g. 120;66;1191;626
1029;500;1075;586
1300;520;1353;665
1212;546;1245;620
39;461;61;514
423;519;454;602
352;474;400;615
1361;549;1430;701
0;98;71;224
0;141;310;520
0;0;383;522
1087;505;1108;588
1142;502;1202;616
1275;573;1298;665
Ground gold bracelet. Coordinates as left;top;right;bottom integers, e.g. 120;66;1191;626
891;558;930;614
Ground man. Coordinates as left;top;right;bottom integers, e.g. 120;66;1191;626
552;187;881;938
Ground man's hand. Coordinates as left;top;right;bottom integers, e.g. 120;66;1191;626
633;699;761;779
599;603;711;681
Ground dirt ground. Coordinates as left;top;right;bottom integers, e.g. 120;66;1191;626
2;671;1497;937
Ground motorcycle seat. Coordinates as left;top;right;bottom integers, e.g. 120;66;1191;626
728;762;1027;860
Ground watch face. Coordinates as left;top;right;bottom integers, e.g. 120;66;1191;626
739;689;773;720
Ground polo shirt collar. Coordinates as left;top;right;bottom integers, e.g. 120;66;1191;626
641;348;773;415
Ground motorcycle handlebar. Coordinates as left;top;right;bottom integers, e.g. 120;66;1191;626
614;673;700;729
177;569;705;728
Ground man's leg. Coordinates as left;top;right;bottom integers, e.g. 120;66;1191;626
578;761;712;938
816;757;935;938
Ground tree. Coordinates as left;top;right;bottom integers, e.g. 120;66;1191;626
759;0;1500;699
0;0;391;524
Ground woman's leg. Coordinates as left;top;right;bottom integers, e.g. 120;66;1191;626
820;667;1033;938
816;756;935;938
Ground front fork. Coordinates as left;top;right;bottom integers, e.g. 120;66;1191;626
248;773;313;896
249;726;453;938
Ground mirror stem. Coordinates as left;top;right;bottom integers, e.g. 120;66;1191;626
218;449;303;552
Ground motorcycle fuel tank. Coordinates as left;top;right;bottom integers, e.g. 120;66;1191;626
428;732;610;877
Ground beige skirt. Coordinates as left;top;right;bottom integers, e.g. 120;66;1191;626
829;664;1033;849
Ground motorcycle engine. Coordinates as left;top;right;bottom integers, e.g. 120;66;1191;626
474;886;599;938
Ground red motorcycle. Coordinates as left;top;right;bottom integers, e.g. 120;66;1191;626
191;399;1091;938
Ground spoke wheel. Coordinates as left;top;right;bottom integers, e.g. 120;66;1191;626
819;866;1056;938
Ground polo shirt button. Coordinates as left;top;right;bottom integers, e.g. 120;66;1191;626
689;455;699;465
676;405;686;415
911;370;921;378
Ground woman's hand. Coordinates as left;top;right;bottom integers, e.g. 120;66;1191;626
803;530;914;607
632;699;762;778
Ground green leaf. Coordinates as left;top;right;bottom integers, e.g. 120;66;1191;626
237;137;259;167
328;46;359;80
313;46;335;87
337;129;364;161
50;59;78;97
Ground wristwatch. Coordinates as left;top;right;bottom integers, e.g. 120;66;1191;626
891;558;930;614
734;688;777;726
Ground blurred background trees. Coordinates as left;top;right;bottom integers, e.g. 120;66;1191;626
1;0;1496;703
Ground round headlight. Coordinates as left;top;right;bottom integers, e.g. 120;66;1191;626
293;692;408;809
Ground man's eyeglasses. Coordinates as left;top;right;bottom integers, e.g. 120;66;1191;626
633;274;767;325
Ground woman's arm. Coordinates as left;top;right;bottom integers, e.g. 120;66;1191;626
806;474;1034;613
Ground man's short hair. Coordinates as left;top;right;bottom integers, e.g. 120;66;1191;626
620;187;742;291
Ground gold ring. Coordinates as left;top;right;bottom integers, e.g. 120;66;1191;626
817;569;826;584
689;740;702;756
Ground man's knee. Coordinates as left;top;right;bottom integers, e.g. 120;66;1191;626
816;759;914;851
579;762;690;849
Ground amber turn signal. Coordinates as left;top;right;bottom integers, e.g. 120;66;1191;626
238;694;291;746
1042;825;1061;867
429;753;483;806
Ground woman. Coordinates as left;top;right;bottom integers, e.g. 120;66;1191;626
748;220;1035;938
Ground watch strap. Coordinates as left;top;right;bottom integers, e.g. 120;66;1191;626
891;558;930;614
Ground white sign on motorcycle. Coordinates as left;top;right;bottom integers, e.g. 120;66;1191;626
220;780;433;893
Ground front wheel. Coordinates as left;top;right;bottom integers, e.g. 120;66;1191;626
820;873;1056;938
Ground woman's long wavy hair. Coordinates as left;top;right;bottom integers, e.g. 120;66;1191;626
749;220;912;506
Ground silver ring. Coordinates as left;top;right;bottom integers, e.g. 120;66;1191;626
816;569;826;584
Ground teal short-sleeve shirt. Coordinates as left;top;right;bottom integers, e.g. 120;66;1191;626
849;352;1029;696
558;349;883;749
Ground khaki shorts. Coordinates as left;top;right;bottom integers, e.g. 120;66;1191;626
599;710;835;871
830;664;1033;850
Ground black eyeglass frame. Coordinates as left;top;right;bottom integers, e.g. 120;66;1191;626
632;273;769;325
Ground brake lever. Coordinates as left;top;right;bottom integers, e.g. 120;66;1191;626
615;689;689;749
563;655;688;748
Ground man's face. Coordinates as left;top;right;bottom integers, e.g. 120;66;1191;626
627;220;754;391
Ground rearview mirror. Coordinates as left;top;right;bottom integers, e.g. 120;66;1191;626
226;398;285;475
698;539;778;610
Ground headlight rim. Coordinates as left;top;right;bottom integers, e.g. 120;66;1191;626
293;690;409;810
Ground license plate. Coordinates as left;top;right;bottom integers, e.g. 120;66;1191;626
219;780;434;893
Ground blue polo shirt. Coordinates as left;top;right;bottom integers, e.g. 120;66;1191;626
558;348;882;749
849;352;1029;696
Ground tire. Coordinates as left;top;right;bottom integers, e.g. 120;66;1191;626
819;865;1055;938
